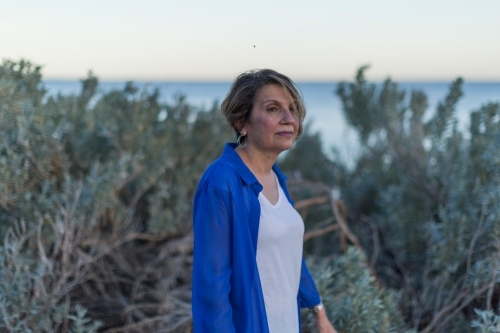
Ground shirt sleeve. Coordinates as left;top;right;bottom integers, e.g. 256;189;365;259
298;257;321;308
192;181;236;333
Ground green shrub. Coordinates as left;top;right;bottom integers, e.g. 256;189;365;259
472;309;500;333
287;66;500;332
310;247;414;333
2;58;499;332
0;59;231;331
333;66;500;332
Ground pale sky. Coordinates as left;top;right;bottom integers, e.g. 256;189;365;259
1;0;499;81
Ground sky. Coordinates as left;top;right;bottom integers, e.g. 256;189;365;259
1;0;499;81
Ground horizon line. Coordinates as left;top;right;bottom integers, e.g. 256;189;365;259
43;77;500;84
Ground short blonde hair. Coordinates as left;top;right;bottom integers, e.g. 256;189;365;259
221;69;306;143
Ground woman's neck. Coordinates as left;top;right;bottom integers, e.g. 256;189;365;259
235;144;279;178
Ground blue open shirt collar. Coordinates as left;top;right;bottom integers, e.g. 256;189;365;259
221;143;288;187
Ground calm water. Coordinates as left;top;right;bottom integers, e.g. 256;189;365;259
43;80;500;163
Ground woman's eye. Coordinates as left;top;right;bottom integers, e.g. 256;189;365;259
267;107;278;112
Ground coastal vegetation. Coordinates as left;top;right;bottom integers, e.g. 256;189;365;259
1;60;499;332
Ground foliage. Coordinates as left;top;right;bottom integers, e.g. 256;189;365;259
331;66;500;332
68;305;103;333
2;58;500;332
472;308;500;333
0;59;231;331
284;65;500;332
279;123;344;187
310;247;414;333
0;223;103;332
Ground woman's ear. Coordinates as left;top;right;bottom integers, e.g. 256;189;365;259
235;121;247;136
240;126;248;137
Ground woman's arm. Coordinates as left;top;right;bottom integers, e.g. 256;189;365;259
312;307;337;333
192;182;236;333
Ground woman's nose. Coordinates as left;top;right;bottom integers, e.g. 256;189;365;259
281;108;295;123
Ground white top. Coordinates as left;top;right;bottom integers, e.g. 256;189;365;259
256;174;305;333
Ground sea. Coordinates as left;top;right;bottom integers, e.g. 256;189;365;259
43;80;500;164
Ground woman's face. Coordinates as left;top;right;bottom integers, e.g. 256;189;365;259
241;84;300;155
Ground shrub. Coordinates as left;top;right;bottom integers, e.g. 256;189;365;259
0;59;232;331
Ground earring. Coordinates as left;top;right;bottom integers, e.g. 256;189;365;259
237;132;247;148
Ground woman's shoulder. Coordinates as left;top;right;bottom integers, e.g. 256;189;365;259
198;157;241;193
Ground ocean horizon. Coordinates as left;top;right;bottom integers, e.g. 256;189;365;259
43;80;500;164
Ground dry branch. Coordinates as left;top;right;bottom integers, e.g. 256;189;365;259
295;196;329;210
420;282;491;333
304;222;340;241
331;198;362;250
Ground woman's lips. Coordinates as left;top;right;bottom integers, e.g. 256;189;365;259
276;131;294;137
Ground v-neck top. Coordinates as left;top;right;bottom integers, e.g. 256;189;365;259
256;173;304;333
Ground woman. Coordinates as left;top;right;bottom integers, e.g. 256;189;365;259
192;69;336;333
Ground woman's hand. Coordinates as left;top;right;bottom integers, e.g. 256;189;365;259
313;307;337;333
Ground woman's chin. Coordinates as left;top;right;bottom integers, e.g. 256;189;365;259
274;141;295;152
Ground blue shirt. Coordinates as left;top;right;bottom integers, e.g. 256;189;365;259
192;143;321;333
